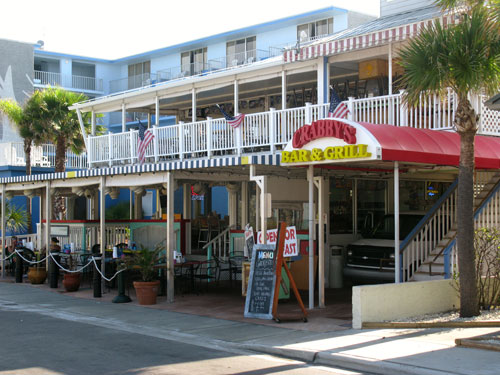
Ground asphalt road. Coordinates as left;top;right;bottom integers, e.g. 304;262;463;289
0;309;373;375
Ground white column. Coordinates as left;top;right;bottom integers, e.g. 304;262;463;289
255;184;260;232
147;113;152;128
100;176;106;291
388;43;393;96
394;161;400;283
314;176;325;308
260;176;268;244
307;165;314;309
166;172;175;302
91;111;96;136
241;181;248;227
1;185;5;278
234;80;239;115
45;182;52;272
317;57;328;105
121;103;126;132
155;96;160;126
192;88;197;122
183;183;192;255
281;70;287;110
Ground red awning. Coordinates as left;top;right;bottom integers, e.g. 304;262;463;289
360;123;500;169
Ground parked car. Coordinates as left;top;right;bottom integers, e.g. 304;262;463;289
343;213;425;283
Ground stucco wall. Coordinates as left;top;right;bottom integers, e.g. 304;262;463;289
352;279;460;329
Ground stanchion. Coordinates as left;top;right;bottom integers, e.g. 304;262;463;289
112;270;131;303
15;250;23;283
49;252;60;288
93;257;102;298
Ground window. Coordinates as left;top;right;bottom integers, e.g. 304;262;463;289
127;61;150;89
180;48;207;76
226;36;256;66
297;18;333;42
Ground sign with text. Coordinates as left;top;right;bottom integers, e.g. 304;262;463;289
244;244;277;319
244;225;254;258
257;226;298;257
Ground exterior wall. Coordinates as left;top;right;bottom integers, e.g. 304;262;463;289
380;0;436;17
60;57;72;78
0;39;34;142
257;25;297;50
151;53;180;75
347;11;378;29
352;279;460;329
269;178;308;202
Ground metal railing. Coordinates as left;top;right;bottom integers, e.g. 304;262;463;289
0;142;87;169
34;71;103;92
109;73;158;94
87;91;500;168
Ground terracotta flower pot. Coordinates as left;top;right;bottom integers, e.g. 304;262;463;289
133;280;160;305
28;267;47;284
63;272;81;292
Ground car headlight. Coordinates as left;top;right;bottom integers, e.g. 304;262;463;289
347;250;353;256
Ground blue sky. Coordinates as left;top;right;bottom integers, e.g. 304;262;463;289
1;0;379;59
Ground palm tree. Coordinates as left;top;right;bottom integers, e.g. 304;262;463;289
1;201;28;234
399;4;500;317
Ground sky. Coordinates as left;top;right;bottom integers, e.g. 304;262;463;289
1;0;379;60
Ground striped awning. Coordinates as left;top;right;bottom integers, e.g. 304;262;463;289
284;7;456;63
0;154;281;185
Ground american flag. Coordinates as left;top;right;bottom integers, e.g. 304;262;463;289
216;104;245;128
137;120;154;164
328;87;350;119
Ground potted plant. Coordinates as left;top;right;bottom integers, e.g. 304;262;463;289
28;252;47;285
125;245;162;305
62;254;81;292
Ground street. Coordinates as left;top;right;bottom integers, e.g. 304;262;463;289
0;308;373;375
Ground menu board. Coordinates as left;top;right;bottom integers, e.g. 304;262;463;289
244;244;277;319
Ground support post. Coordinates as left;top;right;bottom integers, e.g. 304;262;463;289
207;117;212;158
305;102;312;124
76;108;88;151
166;172;175;302
241;181;248;227
269;108;276;153
347;97;354;122
281;70;287;110
121;103;126;133
314;176;325;308
307;166;314;309
234;80;239;115
100;176;106;292
91;111;96;136
250;165;267;243
155;96;160;126
191;88;197;123
317;57;328;106
183;183;192;255
394;161;400;283
179;121;185;160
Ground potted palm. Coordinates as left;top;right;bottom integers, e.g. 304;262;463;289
125;245;162;305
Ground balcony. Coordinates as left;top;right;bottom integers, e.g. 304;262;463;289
86;91;500;168
34;71;104;93
108;49;281;94
0;142;87;169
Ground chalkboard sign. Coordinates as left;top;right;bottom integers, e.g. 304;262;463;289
244;244;277;319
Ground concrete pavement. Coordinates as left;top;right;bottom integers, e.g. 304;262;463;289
0;282;499;375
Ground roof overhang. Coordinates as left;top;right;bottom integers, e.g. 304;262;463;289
281;119;500;169
485;93;500;111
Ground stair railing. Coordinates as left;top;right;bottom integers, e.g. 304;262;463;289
202;224;235;260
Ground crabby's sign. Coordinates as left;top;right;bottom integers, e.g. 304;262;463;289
281;118;380;166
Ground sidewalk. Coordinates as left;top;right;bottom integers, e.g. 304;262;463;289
0;281;499;375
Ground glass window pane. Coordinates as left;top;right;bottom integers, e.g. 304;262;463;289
316;19;328;36
330;178;353;234
143;61;150;74
357;180;387;233
328;18;333;34
297;24;309;42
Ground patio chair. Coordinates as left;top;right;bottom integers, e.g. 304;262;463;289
193;259;218;293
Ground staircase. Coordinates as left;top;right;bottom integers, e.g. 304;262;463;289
401;171;500;282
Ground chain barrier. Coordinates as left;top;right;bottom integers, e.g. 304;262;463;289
91;257;125;282
14;250;48;265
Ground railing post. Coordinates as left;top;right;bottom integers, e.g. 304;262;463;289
236;120;242;155
269;108;276;153
153;126;159;163
305;102;312;124
129;129;136;164
347;97;354;121
399;90;407;126
108;132;112;167
87;136;92;168
179;122;184;160
207;117;212;158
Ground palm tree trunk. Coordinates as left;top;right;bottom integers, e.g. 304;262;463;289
54;137;67;219
456;97;479;317
23;139;32;233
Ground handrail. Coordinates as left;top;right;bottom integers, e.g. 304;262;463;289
202;224;235;259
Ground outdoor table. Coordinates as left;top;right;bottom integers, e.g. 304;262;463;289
154;261;201;295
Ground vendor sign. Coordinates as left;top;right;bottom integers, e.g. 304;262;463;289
257;226;298;257
281;118;381;166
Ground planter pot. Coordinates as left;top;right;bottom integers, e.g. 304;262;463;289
63;272;81;292
133;280;160;305
28;267;47;284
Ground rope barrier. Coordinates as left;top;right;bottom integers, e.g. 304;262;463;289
14;250;48;265
0;252;16;262
91;257;125;282
49;252;94;274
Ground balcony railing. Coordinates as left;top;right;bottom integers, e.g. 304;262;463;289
87;90;500;168
0;142;87;169
109;73;159;94
34;71;103;92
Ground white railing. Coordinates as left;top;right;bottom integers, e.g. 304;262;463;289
0;142;87;169
34;71;103;92
86;91;500;167
203;225;235;259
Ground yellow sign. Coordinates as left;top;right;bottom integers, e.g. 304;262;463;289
282;145;371;163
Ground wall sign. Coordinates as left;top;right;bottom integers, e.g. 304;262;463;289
282;145;371;163
50;225;69;237
257;226;298;257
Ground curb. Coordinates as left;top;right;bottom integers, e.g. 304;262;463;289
455;337;500;352
363;321;500;329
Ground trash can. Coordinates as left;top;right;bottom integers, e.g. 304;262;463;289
329;246;344;288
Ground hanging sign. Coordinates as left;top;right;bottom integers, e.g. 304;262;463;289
244;224;255;258
257;226;298;257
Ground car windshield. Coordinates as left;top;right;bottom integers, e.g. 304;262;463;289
368;215;424;240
